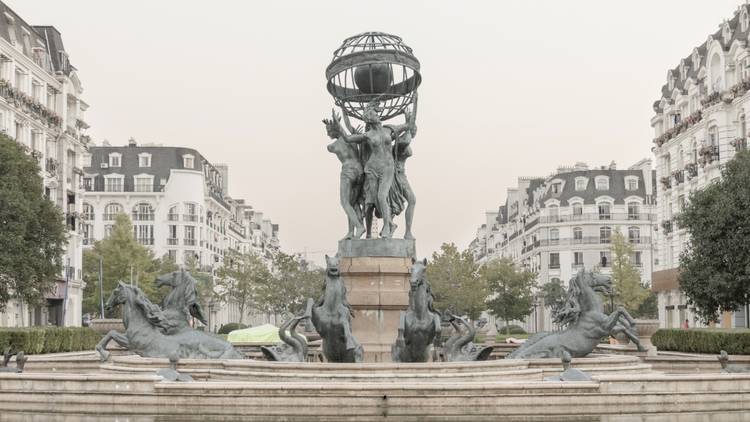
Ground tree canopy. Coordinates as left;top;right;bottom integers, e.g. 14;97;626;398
263;252;322;315
82;214;161;315
0;135;67;311
425;243;486;320
540;277;566;317
610;228;650;314
483;258;536;334
678;150;750;323
215;249;272;325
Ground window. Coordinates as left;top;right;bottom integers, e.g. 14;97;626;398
133;225;153;245
575;178;587;191
183;154;194;169
598;203;611;220
708;126;718;147
138;153;151;167
104;224;114;238
548;205;559;223
184;225;196;246
549;253;560;269
109;153;121;167
82;153;92;167
572;203;583;217
82;203;94;220
633;251;642;266
167;225;178;245
600;251;611;268
104;176;123;192
628;227;641;243
595;176;609;191
599;226;612;244
549;229;559;244
168;205;179;221
627;202;640;220
104;203;124;220
14;68;25;92
625;177;638;191
134;176;152;192
573;227;583;241
83;177;93;191
132;203;154;221
551;183;561;194
167;250;177;262
184;203;198;222
678;195;686;212
573;252;584;266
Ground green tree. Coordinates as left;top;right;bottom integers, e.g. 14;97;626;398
215;249;272;324
483;258;536;335
610;228;649;314
541;278;566;316
81;214;159;315
259;252;322;315
426;243;486;320
0;134;67;311
182;253;217;314
678;150;750;323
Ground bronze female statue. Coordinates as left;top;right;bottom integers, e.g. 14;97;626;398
323;111;365;240
339;99;414;239
390;95;418;240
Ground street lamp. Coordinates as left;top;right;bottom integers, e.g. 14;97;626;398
532;296;540;333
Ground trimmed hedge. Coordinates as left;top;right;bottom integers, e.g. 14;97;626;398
652;329;750;354
0;327;101;354
496;325;527;335
218;323;248;335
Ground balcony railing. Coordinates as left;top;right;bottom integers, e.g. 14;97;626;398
183;214;199;222
184;238;196;246
167;213;179;221
45;158;58;174
539;213;655;224
571;263;585;271
136;238;154;246
731;137;748;152
685;163;698;179
132;213;155;221
672;170;684;185
698;145;720;166
549;263;561;269
167;238;178;246
103;213;120;221
660;176;672;190
529;236;652;249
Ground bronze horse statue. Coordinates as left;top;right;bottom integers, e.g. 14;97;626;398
95;282;243;361
391;258;441;362
309;255;363;363
155;270;208;334
442;313;493;362
507;270;644;359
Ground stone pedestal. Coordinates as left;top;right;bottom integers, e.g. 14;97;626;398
338;238;416;363
635;319;660;357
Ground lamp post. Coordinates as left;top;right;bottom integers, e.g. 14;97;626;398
532;296;540;333
98;256;104;318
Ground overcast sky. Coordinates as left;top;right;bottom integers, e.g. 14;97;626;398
9;0;743;263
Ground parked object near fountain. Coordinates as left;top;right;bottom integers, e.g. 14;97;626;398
0;348;26;373
391;258;441;362
719;350;750;373
309;255;363;363
442;313;493;362
508;270;645;359
261;313;309;362
95;281;244;361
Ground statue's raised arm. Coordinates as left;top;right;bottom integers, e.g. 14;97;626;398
388;91;419;138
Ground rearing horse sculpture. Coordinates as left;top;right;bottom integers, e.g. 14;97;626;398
95;282;243;361
507;270;644;359
309;255;363;363
156;270;208;334
391;258;441;362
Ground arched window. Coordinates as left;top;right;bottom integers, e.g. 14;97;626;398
573;227;583;241
628;227;641;244
595;176;610;191
168;204;179;221
132;203;154;221
82;203;94;220
598;202;611;220
184;203;198;222
104;203;124;220
599;226;612;244
627;202;640;220
708;125;719;147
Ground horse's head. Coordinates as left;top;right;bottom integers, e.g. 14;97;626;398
586;271;613;295
105;281;131;311
155;270;184;289
409;258;428;290
325;254;340;278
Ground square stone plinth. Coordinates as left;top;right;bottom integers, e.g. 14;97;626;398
337;240;415;362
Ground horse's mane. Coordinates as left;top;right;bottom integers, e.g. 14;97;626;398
552;273;584;327
128;285;180;334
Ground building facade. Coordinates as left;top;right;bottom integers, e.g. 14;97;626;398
650;4;750;329
0;2;89;328
471;160;657;332
81;140;281;329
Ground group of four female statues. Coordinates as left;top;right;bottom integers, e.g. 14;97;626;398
323;93;418;240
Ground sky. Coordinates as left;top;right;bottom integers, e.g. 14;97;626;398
8;0;743;264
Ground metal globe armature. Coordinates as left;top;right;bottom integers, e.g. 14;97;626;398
325;32;421;122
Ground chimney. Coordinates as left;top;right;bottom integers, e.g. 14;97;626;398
128;137;137;147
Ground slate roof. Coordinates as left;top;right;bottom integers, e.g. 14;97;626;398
540;169;647;206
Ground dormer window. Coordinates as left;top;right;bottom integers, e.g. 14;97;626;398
692;48;701;70
183;154;194;169
550;182;562;194
668;71;675;91
138;153;151;167
109;153;121;168
625;176;639;191
595;176;610;191
722;21;732;45
574;177;588;191
680;61;688;81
